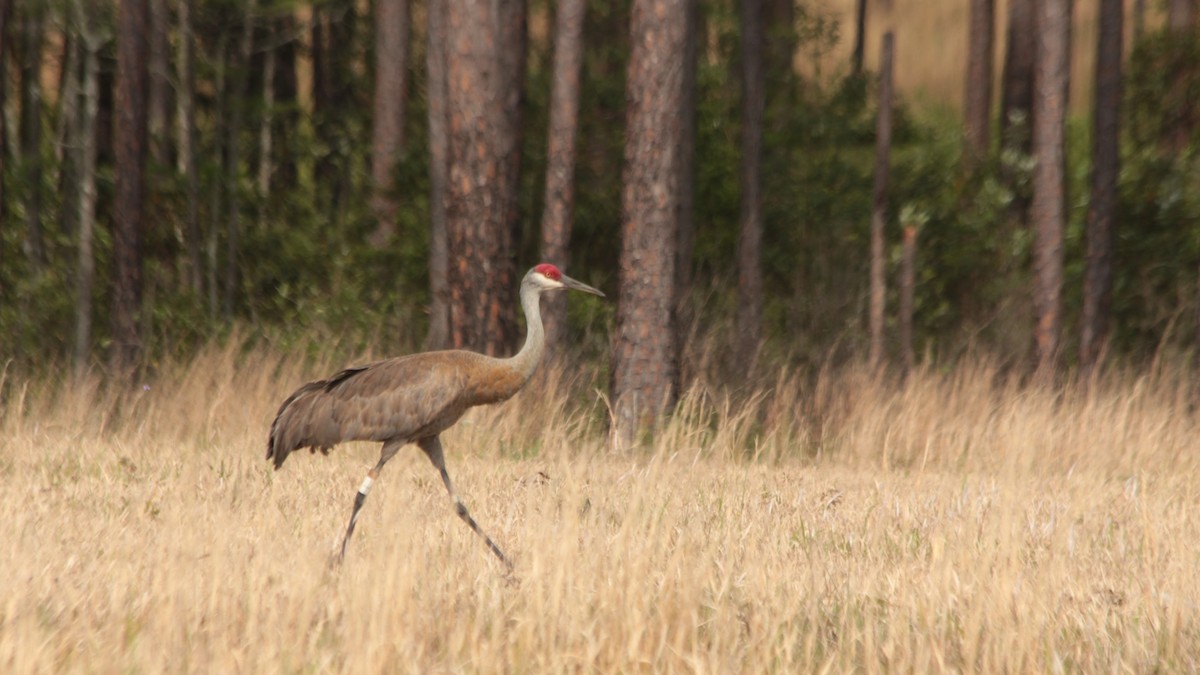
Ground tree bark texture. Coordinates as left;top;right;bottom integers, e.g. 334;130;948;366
899;223;917;376
221;0;256;320
736;0;765;370
964;0;994;162
1000;0;1035;154
869;32;894;372
176;0;202;295
539;0;587;358
369;0;410;245
426;0;450;350
1080;0;1121;376
112;0;150;373
1031;0;1070;376
73;12;102;375
20;8;45;270
445;0;526;355
147;0;170;166
674;0;699;386
611;0;687;448
0;0;14;241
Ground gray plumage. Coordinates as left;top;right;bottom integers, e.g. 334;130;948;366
267;265;604;568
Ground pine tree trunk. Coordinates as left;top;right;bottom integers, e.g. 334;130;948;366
852;0;867;75
20;9;45;270
73;10;102;376
899;222;917;376
176;0;202;295
257;35;275;195
539;0;587;359
1000;0;1035;161
869;32;894;372
611;0;686;449
426;0;450;351
674;0;699;386
222;0;256;320
736;0;765;370
0;0;11;249
112;0;150;374
369;0;410;246
964;0;994;163
1030;0;1070;377
1080;0;1121;377
56;27;81;240
445;0;525;355
147;0;169;167
271;12;299;191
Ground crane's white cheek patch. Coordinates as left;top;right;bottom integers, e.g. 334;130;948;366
359;476;374;495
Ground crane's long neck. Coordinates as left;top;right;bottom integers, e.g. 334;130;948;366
506;280;545;382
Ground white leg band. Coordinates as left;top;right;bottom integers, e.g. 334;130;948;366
359;476;374;495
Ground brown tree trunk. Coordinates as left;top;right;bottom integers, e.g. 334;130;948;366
1000;0;1035;159
1168;0;1196;29
674;0;699;386
1031;0;1070;377
539;0;587;359
112;0;150;374
869;32;894;372
369;0;410;245
271;12;299;191
147;0;169;167
852;0;867;75
176;0;202;295
426;0;450;350
20;8;45;270
611;0;686;449
899;222;917;376
222;0;256;320
0;0;11;247
257;27;275;195
964;0;994;163
736;0;765;370
1080;0;1121;377
445;0;526;355
73;3;103;375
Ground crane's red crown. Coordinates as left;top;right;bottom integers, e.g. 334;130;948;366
534;263;562;281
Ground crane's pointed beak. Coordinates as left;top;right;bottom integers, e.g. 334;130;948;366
560;274;605;297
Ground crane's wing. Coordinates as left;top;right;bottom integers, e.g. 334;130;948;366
267;352;472;469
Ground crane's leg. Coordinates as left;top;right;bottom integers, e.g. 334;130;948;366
336;439;405;564
418;436;512;570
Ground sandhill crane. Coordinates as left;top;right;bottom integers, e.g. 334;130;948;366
267;263;604;568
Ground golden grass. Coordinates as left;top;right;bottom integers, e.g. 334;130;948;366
3;342;1200;672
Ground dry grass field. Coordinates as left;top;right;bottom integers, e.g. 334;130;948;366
3;341;1200;672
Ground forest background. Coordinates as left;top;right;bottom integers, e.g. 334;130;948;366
1;0;1198;422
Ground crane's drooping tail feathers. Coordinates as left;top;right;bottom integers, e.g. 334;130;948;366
267;366;368;469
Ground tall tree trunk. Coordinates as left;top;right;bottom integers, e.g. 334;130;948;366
112;0;151;374
445;0;525;355
271;12;299;191
899;222;917;376
0;0;11;247
1030;0;1070;377
539;0;587;358
222;0;256;320
611;0;686;449
851;0;866;75
369;0;410;246
1000;0;1035;161
56;25;81;240
147;0;169;166
1168;0;1196;29
176;0;202;295
1080;0;1121;377
674;0;699;386
736;0;765;370
1165;0;1197;153
964;0;994;163
869;32;894;372
20;8;45;270
426;0;450;350
73;6;103;376
257;31;275;195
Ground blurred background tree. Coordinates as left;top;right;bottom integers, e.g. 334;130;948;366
1;0;1199;419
